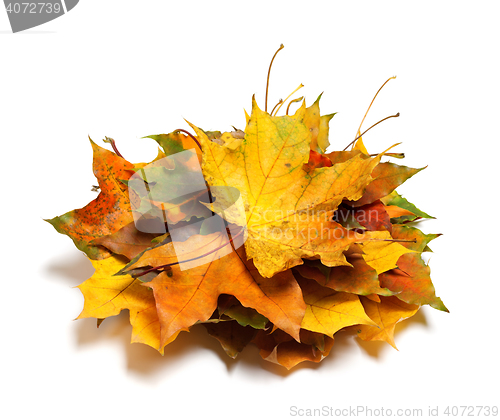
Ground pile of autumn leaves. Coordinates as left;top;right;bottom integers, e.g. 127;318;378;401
47;96;447;369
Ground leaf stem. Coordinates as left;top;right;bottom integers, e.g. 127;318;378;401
270;99;283;116
174;128;202;151
103;137;124;159
369;152;405;158
342;113;400;151
286;96;304;115
273;83;304;116
371;238;417;243
265;44;284;113
354;76;396;142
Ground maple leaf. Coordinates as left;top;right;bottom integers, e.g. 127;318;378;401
76;256;171;353
391;224;441;253
188;98;388;277
381;190;434;222
357;295;420;349
126;231;306;347
348;163;424;207
296;275;377;337
304;94;336;153
46;140;135;260
357;230;416;275
379;253;448;311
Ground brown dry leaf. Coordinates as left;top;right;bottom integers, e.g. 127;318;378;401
253;328;334;369
294;254;394;297
127;231;306;347
90;222;161;260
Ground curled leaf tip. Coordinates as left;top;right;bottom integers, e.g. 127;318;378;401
314;92;324;103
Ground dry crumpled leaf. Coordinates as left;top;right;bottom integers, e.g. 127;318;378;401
253;328;335;370
90;222;160;260
126;231;306;347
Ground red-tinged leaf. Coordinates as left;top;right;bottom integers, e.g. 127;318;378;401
46;140;135;259
379;253;448;312
353;199;392;232
349;163;424;207
252;328;334;369
306;150;333;169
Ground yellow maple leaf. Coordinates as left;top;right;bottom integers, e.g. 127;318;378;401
188;98;386;277
353;136;369;154
358;231;416;275
357;295;420;349
297;276;377;337
76;256;174;353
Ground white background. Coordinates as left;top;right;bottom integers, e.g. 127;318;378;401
1;1;499;419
